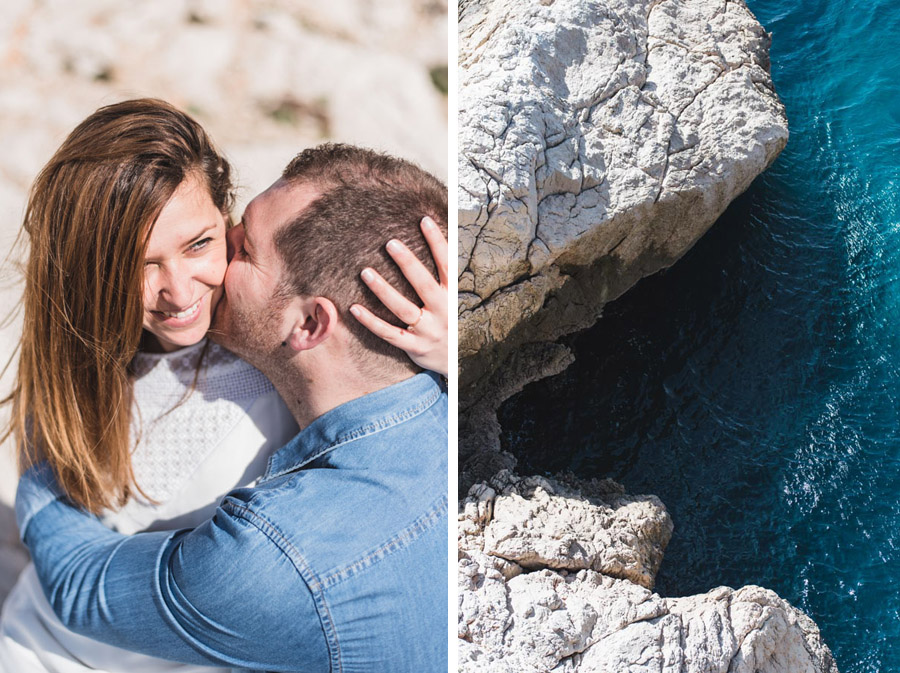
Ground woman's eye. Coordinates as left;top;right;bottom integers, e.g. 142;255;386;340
189;237;213;252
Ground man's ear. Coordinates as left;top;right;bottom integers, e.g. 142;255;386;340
285;297;338;352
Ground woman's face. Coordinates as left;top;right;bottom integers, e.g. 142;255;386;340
141;174;228;352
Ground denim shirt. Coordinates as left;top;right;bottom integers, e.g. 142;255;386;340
16;372;448;672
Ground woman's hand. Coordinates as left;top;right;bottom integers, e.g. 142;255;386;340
350;216;448;377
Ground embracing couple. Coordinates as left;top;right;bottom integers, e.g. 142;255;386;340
0;99;448;672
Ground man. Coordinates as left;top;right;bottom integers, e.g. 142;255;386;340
14;144;449;671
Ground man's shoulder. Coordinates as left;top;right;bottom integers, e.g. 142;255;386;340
217;393;447;579
222;425;447;542
261;372;447;483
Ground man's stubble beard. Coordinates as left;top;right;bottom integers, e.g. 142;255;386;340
209;294;288;374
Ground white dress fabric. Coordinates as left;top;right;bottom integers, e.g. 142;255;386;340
0;339;299;673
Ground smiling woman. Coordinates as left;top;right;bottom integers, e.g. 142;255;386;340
140;174;228;353
7;99;236;515
0;99;270;673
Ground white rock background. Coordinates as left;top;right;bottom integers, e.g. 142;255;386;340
0;0;448;604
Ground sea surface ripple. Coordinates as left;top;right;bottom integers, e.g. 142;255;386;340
498;1;900;670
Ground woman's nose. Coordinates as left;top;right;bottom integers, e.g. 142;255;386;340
157;263;194;308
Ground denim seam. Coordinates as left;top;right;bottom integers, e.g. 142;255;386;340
321;494;448;589
226;503;343;673
264;385;442;480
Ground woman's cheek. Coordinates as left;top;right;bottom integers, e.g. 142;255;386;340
205;243;228;318
211;240;229;287
196;242;228;288
209;283;225;318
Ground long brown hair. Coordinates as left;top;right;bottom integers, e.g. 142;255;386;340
2;98;233;514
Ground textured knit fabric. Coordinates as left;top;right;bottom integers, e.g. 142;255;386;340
0;339;298;673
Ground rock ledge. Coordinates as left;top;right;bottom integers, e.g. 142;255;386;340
459;473;838;673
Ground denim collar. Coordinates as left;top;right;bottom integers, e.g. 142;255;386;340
261;371;444;483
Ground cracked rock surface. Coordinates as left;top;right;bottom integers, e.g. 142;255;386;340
458;473;838;673
459;470;673;590
458;0;788;396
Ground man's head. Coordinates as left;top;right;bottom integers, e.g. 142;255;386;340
211;144;447;385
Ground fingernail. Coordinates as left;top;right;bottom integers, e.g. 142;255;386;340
349;305;361;317
386;240;403;254
422;216;436;230
361;268;375;283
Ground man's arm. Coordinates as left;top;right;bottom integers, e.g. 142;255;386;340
16;464;330;671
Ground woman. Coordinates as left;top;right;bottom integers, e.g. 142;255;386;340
0;98;448;672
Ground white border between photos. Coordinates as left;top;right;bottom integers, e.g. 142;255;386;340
446;2;459;670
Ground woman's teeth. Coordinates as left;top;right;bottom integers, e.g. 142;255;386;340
163;299;201;319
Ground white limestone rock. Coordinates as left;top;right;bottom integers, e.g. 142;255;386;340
460;471;672;589
459;544;838;673
456;2;834;669
458;473;837;672
458;0;788;392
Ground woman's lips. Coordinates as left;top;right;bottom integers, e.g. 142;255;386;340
151;295;204;327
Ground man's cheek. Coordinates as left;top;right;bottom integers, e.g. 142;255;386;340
222;268;237;301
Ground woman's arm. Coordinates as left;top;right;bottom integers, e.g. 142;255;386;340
350;216;449;376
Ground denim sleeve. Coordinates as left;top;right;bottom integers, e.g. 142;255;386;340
16;465;331;671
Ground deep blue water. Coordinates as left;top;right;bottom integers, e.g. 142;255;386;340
498;1;900;670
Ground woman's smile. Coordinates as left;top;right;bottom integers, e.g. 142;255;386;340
150;293;206;326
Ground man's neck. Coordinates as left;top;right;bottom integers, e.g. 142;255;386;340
263;360;415;429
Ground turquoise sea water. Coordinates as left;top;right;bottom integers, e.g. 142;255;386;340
498;1;900;670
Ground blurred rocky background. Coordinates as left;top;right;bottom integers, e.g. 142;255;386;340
0;0;448;604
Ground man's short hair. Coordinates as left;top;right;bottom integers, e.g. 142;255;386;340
275;143;448;374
